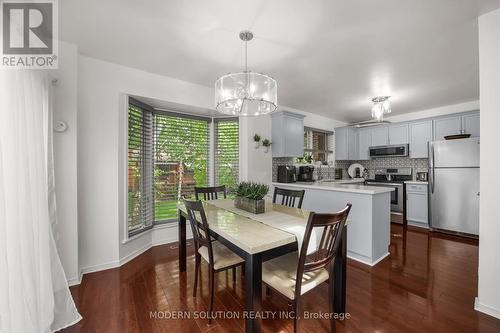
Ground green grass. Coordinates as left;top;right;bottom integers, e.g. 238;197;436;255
155;200;179;221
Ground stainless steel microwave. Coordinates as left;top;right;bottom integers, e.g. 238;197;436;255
369;144;409;158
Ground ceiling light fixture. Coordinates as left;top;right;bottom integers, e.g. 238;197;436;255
215;30;277;116
371;96;391;121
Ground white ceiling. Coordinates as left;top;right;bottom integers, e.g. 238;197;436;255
60;0;499;122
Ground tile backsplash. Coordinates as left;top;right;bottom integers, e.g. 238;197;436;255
272;157;428;181
335;158;428;180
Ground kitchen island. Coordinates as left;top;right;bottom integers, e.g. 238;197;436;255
271;181;394;266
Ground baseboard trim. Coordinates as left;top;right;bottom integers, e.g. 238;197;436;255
80;259;120;275
475;297;500;319
67;270;83;287
119;242;153;266
347;251;390;267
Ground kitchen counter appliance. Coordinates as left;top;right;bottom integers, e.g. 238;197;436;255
365;168;412;222
428;137;479;237
298;166;314;182
277;165;297;183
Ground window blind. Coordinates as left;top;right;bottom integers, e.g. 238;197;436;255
153;112;210;222
214;118;239;194
304;128;333;162
127;103;154;236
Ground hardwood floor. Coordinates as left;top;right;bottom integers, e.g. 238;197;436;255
63;225;500;333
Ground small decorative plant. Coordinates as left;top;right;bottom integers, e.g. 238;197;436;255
262;138;272;153
253;133;261;148
234;182;269;214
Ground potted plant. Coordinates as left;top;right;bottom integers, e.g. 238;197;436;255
262;138;272;153
253;133;261;149
234;182;269;214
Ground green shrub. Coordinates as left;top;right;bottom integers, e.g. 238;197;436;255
236;182;269;200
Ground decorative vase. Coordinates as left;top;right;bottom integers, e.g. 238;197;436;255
234;196;265;214
263;146;270;153
254;141;260;149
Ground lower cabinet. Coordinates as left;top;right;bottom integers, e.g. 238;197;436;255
406;183;428;228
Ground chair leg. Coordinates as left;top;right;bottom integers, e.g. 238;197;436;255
232;267;236;283
328;277;337;333
208;266;215;324
293;299;300;333
193;253;200;297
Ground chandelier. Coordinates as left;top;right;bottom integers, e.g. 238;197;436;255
215;31;277;116
371;96;391;121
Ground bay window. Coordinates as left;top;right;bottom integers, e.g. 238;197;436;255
127;98;239;236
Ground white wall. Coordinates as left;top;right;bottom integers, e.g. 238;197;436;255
51;41;80;285
476;8;500;319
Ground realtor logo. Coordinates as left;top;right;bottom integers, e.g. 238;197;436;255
1;0;58;68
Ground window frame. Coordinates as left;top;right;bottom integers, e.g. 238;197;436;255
127;98;155;237
303;127;334;162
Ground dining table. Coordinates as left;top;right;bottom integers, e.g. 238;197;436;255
177;199;348;333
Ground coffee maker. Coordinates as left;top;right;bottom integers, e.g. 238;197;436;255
277;165;297;183
298;166;314;182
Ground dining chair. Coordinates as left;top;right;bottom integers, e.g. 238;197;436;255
262;203;352;333
194;185;227;201
272;187;306;209
183;199;245;324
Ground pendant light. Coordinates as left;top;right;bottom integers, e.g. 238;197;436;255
215;31;277;116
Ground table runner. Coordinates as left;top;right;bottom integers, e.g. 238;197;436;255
205;199;323;255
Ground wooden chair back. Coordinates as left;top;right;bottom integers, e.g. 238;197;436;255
183;199;214;263
195;185;227;201
272;187;305;209
294;203;352;297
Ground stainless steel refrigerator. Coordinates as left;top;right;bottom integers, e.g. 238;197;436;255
428;137;480;236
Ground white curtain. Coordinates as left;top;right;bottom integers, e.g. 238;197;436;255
0;70;81;332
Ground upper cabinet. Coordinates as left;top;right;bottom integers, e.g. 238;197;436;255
335;126;358;160
271;111;305;157
388;123;409;145
333;111;479;161
462;113;480;137
433;115;462;140
371;126;389;146
409;120;433;158
357;128;372;160
433;112;480;140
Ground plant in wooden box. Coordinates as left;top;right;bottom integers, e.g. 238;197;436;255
234;182;269;214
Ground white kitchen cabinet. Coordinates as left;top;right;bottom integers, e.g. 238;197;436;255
433;115;462;140
406;183;428;228
388;123;409;145
334;126;358;160
347;127;358;160
409;120;433;158
357;128;372;160
462;113;480;137
271;111;305;157
334;127;348;160
371;126;389;146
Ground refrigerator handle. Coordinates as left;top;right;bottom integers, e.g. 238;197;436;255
429;142;435;194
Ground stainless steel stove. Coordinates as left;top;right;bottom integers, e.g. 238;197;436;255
365;168;412;215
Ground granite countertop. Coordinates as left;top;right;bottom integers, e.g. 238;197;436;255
404;181;429;185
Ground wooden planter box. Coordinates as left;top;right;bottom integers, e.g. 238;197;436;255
234;197;265;214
